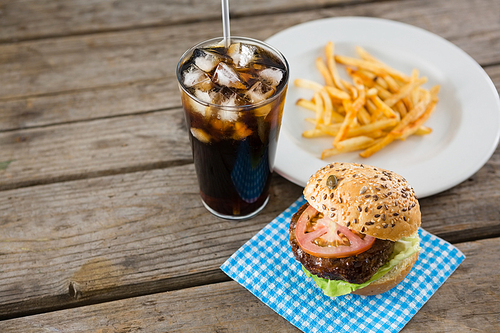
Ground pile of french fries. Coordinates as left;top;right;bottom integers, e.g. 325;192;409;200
295;41;440;159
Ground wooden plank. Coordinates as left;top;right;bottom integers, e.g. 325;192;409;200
0;0;365;43
0;165;303;319
0;109;192;191
0;237;498;332
0;0;498;100
0;78;180;131
1;0;500;131
1;157;500;318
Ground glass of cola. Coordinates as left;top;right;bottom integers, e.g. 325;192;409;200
176;36;289;220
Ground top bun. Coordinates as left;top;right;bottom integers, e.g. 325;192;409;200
303;162;420;241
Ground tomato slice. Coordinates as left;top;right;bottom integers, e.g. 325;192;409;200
295;205;375;258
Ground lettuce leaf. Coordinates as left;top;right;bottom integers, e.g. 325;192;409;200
303;234;420;297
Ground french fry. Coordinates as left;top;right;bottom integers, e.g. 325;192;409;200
294;78;323;92
336;136;375;151
357;106;371;125
325;41;347;92
415;126;432;135
320;89;334;125
313;92;324;127
383;76;427;107
316;57;334;86
352;75;366;111
370;95;399;119
325;86;351;100
333;100;358;146
295;42;439;159
360;134;395;158
297;97;344;123
334;55;410;82
296;98;317;112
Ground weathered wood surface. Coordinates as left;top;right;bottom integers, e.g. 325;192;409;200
1;0;500;330
1;150;500;318
1;237;498;332
0;0;371;43
1;0;500;131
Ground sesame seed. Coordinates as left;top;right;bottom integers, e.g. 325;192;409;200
374;214;381;218
383;223;388;228
365;194;371;198
322;204;327;210
365;221;374;225
384;204;389;210
330;193;334;199
381;214;386;221
361;226;366;232
360;186;368;194
393;213;399;216
330;213;335;218
365;207;369;212
358;206;362;212
377;205;382;209
381;177;387;181
311;196;315;200
346;221;351;227
323;194;327;200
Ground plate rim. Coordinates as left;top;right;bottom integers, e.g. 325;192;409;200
266;16;500;198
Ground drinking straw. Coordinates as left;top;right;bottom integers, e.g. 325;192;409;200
221;0;231;48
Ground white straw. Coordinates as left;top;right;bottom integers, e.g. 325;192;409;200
221;0;231;48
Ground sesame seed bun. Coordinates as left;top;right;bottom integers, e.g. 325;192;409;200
303;162;421;241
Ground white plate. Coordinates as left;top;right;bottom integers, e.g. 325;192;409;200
266;17;500;198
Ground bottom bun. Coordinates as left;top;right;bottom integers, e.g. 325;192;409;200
352;251;419;296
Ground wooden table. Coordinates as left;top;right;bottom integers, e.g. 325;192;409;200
1;0;499;331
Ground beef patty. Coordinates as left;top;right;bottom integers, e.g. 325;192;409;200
289;203;395;284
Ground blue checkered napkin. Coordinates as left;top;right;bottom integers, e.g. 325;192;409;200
220;196;465;333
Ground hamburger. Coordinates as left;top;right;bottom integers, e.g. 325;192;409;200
289;162;421;296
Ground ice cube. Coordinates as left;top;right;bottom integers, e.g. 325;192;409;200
212;62;247;89
188;90;210;116
232;122;252;140
190;127;211;143
246;81;275;103
227;43;257;68
258;67;284;87
183;64;212;90
194;89;213;103
192;48;223;72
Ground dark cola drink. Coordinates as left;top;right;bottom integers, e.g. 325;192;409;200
177;37;289;219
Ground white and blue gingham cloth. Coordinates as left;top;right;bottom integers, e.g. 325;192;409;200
221;196;465;333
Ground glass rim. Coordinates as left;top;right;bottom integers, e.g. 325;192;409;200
176;36;290;112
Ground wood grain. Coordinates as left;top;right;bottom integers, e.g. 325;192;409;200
0;165;302;318
1;0;499;129
1;0;500;329
0;237;497;332
0;0;364;43
0;108;192;190
1;154;500;318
